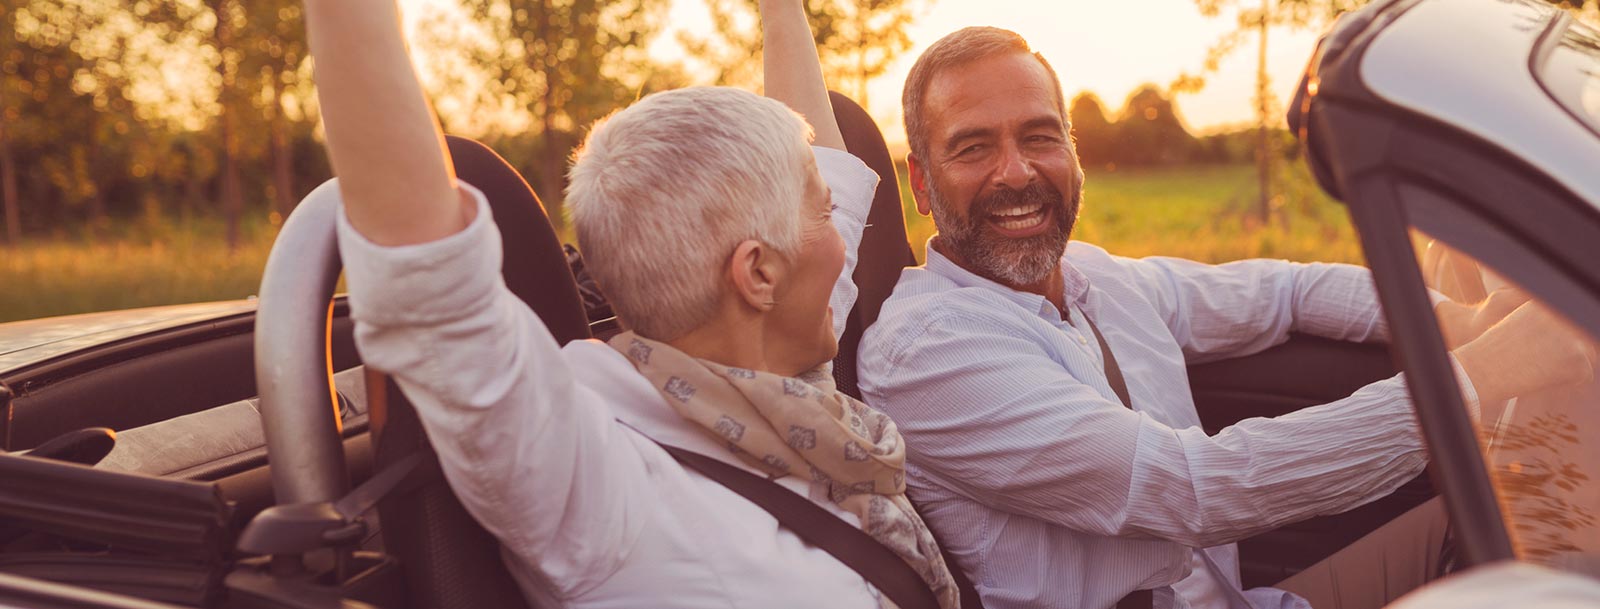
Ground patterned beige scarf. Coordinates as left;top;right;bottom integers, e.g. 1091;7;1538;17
609;331;959;609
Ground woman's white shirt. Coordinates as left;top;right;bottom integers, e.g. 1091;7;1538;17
333;147;881;609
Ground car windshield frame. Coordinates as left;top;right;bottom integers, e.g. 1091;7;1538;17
1533;12;1600;141
1298;0;1600;567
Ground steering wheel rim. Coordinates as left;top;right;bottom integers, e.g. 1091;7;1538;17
253;180;350;507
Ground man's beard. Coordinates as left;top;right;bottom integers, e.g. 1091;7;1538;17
930;180;1080;286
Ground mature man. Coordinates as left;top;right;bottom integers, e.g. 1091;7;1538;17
858;26;1595;609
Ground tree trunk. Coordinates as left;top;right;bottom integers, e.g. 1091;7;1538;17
856;8;870;107
220;118;243;250
85;115;108;234
0;114;19;246
213;0;243;249
184;143;206;217
270;72;295;220
536;2;564;226
1254;0;1272;226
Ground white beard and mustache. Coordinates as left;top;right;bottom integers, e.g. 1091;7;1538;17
929;179;1081;286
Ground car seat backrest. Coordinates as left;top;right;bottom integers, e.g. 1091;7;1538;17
827;91;918;401
370;136;592;609
823;93;986;609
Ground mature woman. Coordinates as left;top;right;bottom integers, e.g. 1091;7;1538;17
302;0;957;608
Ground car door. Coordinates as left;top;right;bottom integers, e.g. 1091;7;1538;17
1295;0;1600;573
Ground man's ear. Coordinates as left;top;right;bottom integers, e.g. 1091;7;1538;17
906;153;933;217
728;239;781;312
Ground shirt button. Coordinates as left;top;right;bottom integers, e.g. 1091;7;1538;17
1078;335;1088;345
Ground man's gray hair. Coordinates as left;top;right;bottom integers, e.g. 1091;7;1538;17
902;26;1069;171
567;86;813;341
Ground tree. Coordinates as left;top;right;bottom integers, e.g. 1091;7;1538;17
1181;0;1592;225
453;0;669;221
1175;0;1365;225
0;0;24;245
1068;92;1114;168
2;1;89;236
0;0;327;244
1113;86;1199;167
200;0;319;235
678;0;928;107
5;0;212;235
237;1;309;221
410;3;529;139
828;0;922;107
202;0;247;247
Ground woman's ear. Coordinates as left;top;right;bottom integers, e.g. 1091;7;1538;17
728;239;782;312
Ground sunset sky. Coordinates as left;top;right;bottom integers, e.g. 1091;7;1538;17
399;0;1328;146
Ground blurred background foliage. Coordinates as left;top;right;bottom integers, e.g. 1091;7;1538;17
1;0;1596;321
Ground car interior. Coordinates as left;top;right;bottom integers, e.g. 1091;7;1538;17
0;91;1444;608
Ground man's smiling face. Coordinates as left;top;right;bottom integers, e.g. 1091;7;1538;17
909;50;1084;288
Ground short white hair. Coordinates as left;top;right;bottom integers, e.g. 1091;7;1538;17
567;86;814;341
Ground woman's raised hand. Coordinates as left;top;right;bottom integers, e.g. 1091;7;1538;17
303;0;469;246
759;0;846;151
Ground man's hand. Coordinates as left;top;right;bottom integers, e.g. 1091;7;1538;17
1454;302;1598;405
1435;287;1530;349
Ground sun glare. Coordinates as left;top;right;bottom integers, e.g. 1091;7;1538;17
401;0;1325;148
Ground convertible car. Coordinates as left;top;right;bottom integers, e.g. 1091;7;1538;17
1;0;1596;606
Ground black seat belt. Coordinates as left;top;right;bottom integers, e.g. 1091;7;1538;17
1081;313;1155;609
1084;312;1255;609
658;443;941;609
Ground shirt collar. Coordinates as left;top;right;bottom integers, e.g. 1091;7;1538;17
923;239;1093;319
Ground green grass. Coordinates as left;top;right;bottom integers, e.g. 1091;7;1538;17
1;216;279;323
3;162;1363;323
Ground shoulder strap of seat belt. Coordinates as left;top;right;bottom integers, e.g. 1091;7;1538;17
658;442;941;609
1080;312;1133;409
1081;311;1254;609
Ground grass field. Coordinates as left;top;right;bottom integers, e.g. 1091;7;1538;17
1;216;280;324
3;162;1364;324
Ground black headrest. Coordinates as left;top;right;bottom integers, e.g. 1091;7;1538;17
828;92;917;399
445;135;592;345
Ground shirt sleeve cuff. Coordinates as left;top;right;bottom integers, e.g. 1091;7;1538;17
813;146;879;222
1426;288;1451;308
336;180;504;327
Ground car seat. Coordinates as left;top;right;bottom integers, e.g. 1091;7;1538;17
365;136;592;609
826;92;919;401
824;93;984;609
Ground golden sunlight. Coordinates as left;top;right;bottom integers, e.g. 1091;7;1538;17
400;0;1326;147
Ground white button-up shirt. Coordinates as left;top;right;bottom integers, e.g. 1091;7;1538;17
334;147;883;609
858;243;1445;609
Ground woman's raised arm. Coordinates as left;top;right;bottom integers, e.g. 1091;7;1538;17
760;0;846;151
304;0;468;245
